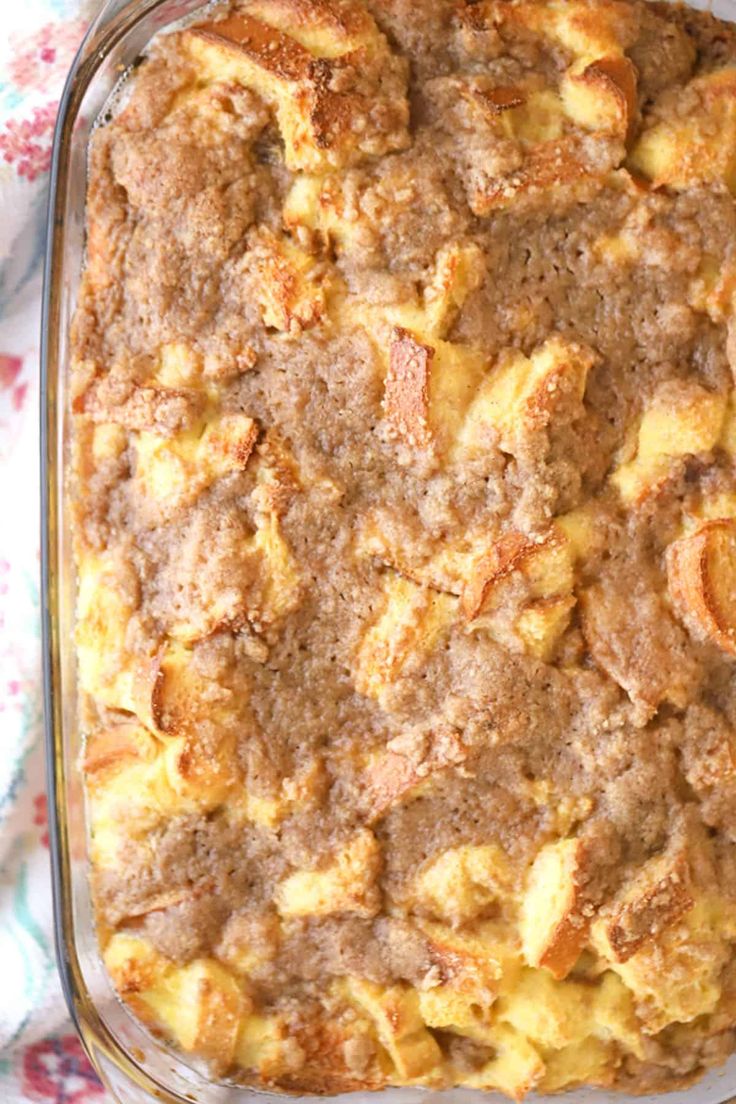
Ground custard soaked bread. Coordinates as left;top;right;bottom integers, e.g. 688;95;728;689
72;0;736;1094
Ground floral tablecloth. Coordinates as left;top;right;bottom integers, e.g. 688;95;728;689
0;1;112;1101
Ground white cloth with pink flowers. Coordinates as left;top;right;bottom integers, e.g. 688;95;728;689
0;1;112;1101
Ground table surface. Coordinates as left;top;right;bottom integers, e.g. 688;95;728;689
0;0;113;1100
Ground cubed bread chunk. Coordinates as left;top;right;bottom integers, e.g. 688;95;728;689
461;525;580;659
593;848;694;964
275;830;382;917
105;934;246;1072
611;381;726;505
422;242;487;339
135;411;258;511
75;549;158;720
460;1024;545;1100
245;229;330;334
629;68;736;193
184;1;409;172
412;843;513;925
344;979;442;1080
561;56;637;139
236;1012;305;1079
455;335;594;461
499;0;639;61
73;354;205;437
591;895;732;1032
417;921;510;1036
354;574;456;705
520;838;592;979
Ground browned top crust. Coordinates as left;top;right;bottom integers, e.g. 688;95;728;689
72;0;736;1096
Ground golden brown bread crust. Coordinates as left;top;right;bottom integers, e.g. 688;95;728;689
666;519;736;657
71;0;736;1095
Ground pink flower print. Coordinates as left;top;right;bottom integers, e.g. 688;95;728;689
0;353;27;412
22;1035;104;1103
33;793;50;849
0;354;22;389
9;20;89;94
0;102;58;182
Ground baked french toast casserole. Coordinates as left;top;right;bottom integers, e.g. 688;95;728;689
70;0;736;1095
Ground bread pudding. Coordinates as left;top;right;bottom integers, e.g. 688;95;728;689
71;0;736;1095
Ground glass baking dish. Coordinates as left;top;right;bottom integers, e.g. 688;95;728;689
39;0;736;1101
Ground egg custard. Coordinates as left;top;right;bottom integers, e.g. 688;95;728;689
72;0;736;1096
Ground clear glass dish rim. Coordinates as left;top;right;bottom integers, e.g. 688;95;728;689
38;0;736;1101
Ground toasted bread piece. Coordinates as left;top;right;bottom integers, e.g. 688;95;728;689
420;918;514;990
85;705;242;874
252;430;303;516
591;895;732;1032
499;969;593;1050
184;1;409;172
666;519;736;657
456;71;623;215
249;509;303;628
418;985;491;1035
76;373;204;437
458;522;585;660
496;959;644;1072
354;573;457;705
455;335;594;461
498;0;639;61
73;345;210;435
275;830;382;917
245;228;330;334
520;838;592;979
462;527;574;618
337;286;487;460
75;549;156;717
358;506;596;656
539;1037;614;1092
610;381;727;505
688;255;736;324
461;0;638;214
151;640;237;736
515;595;577;661
423;242;486;339
105;934;246;1072
461;530;542;622
343;979;442;1080
417;925;507;1039
629;68;736;193
371;318;486;458
356;512;491;595
470;133;614;215
561;56;637;139
236;1012;305;1080
593;848;694;964
362;728;470;820
135;411;258;512
283;172;364;254
412;843;514;924
460;1024;545;1100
